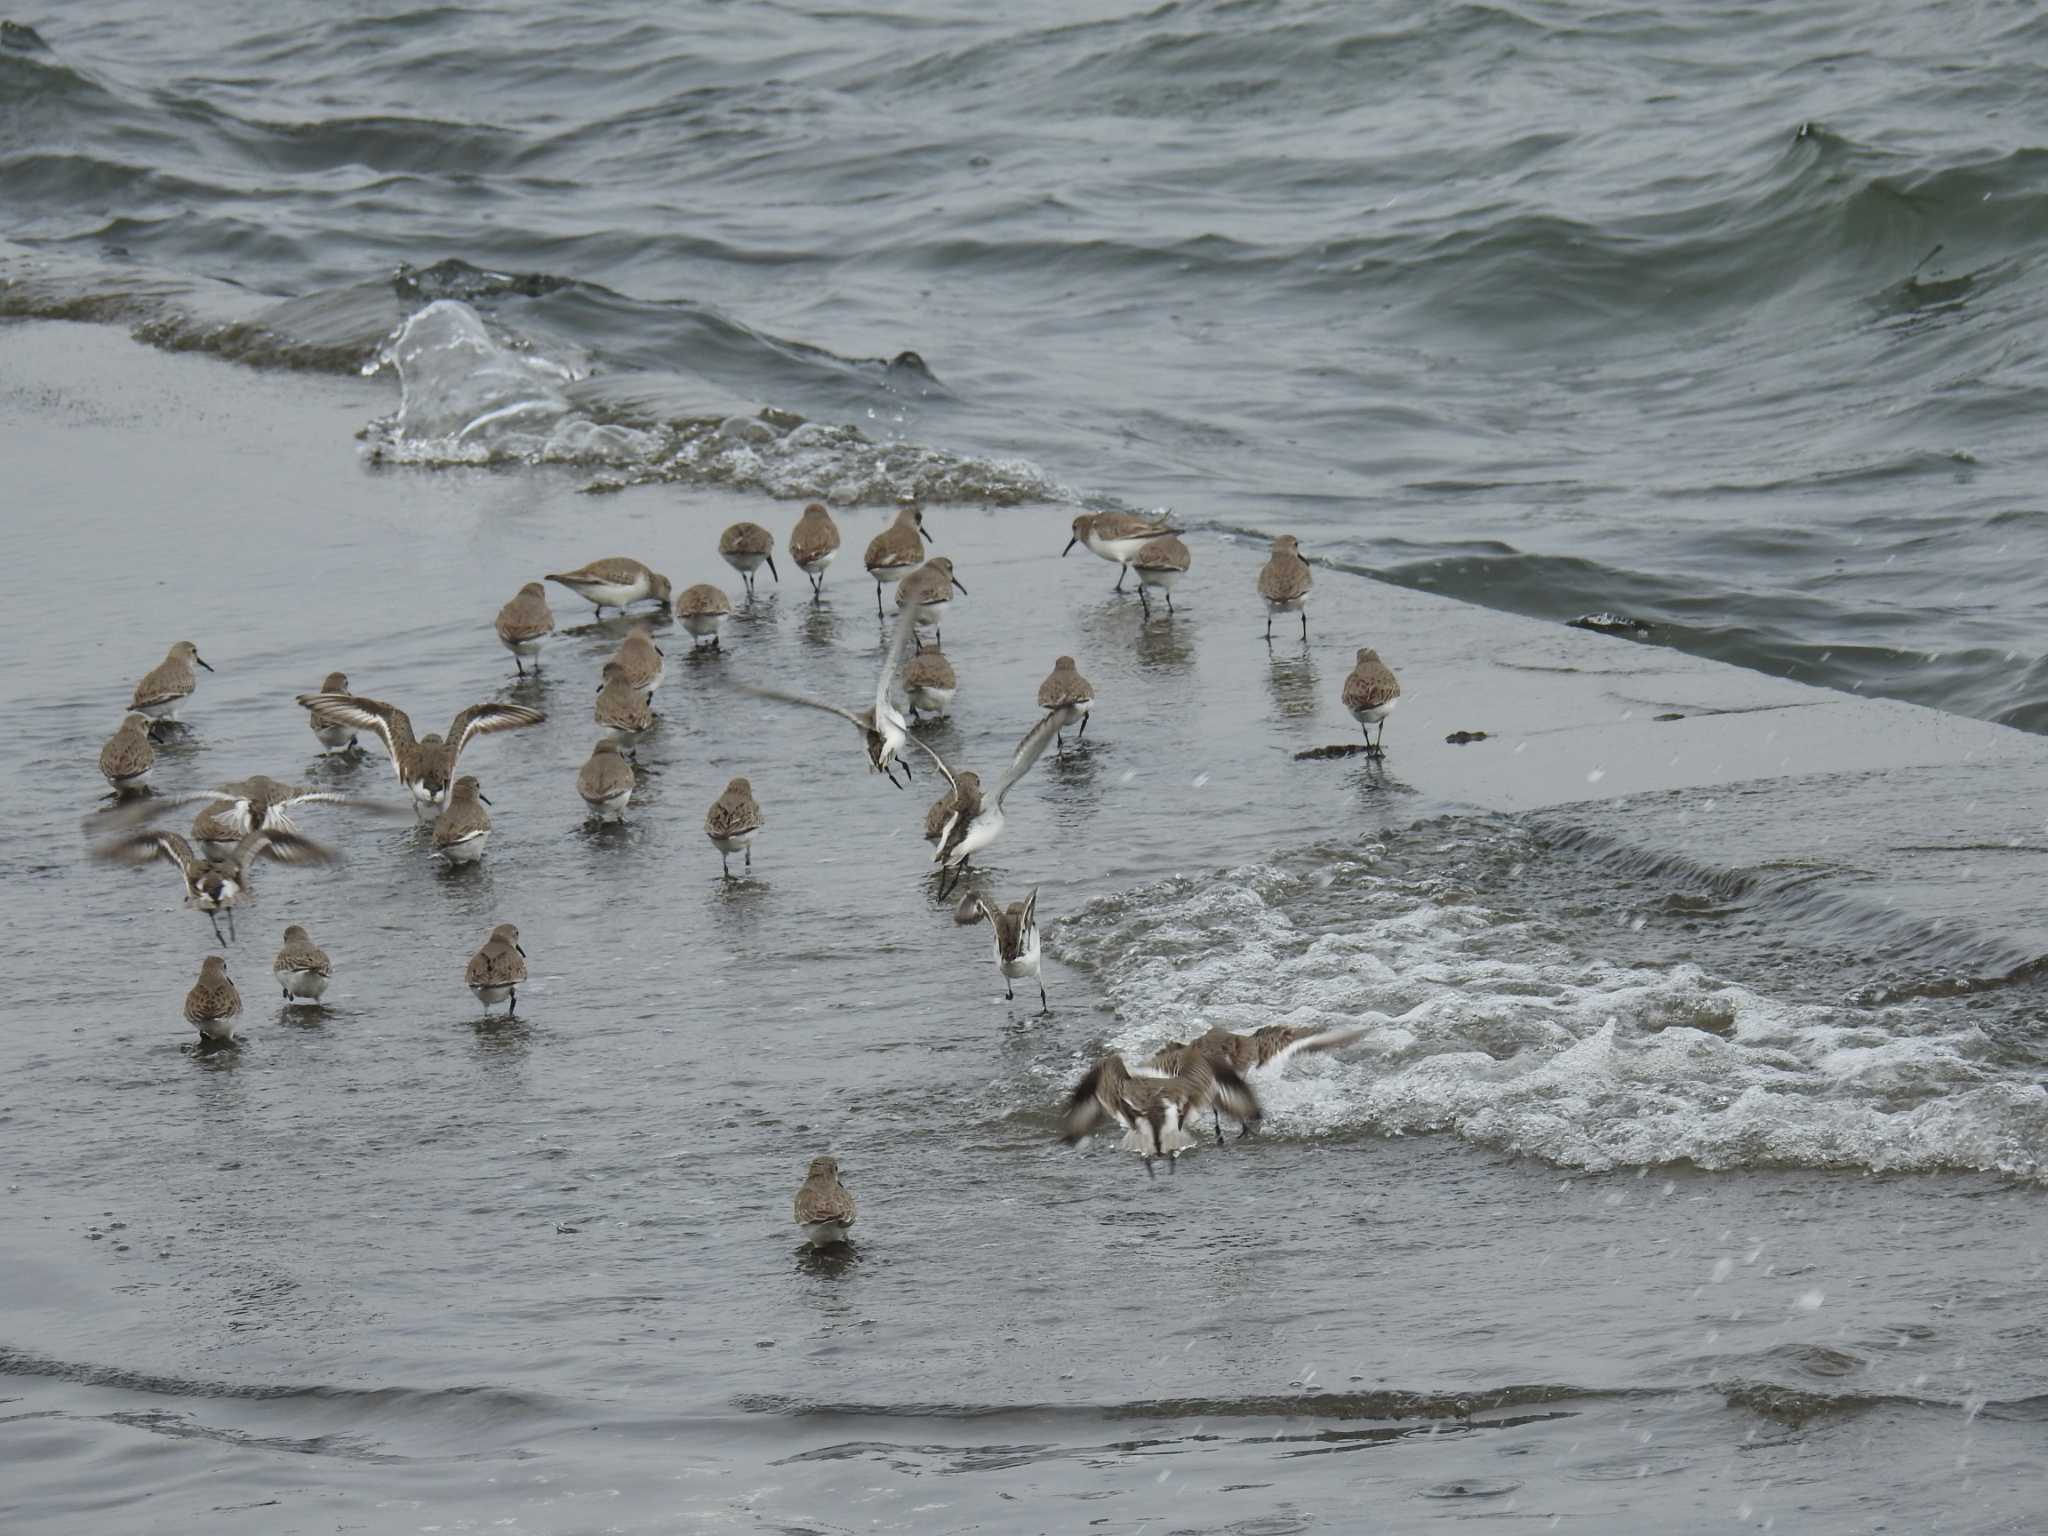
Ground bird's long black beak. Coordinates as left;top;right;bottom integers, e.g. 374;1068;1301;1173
766;556;780;583
515;944;526;957
950;577;968;595
196;655;215;672
479;792;493;806
1061;537;1076;557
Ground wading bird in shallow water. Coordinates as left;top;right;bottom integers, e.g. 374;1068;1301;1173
466;923;526;1016
1058;1052;1261;1179
594;662;657;744
95;827;335;946
915;710;1062;897
306;672;359;753
1063;511;1179;591
184;954;242;1045
545;557;672;617
719;521;780;599
894;557;966;647
789;502;841;600
494;582;555;675
736;602;924;789
1035;656;1094;758
130;640;214;725
675;584;734;650
576;737;635;819
1342;648;1401;758
904;646;957;722
272;924;332;1004
1148;1023;1364;1142
608;624;665;694
1131;535;1191;616
431;775;493;864
98;714;155;792
960;886;1046;1012
292;692;545;816
864;501;929;615
704;776;764;877
793;1156;856;1248
1257;534;1312;642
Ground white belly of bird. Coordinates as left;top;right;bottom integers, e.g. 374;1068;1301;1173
1086;530;1162;564
197;838;237;862
188;878;240;913
1137;567;1183;592
502;634;546;657
583;787;632;816
942;807;1005;866
998;927;1041;980
194;1016;239;1043
801;1220;851;1247
133;699;183;720
437;831;490;863
708;830;755;855
797;549;837;575
1265;594;1306;615
110;766;151;788
680;613;726;638
313;721;354;750
908;685;954;715
472;982;514;1005
573;580;645;608
276;969;329;1001
1350;698;1398;727
723;552;767;575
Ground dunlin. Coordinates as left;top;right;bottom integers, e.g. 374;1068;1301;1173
863;501;929;615
904;646;957;721
466;922;527;1015
184;954;243;1045
793;1156;856;1248
130;640;213;722
894;557;966;646
789;502;842;600
1149;1024;1364;1141
610;624;666;692
719;521;780;598
190;802;242;860
594;660;657;742
432;775;493;864
307;672;359;753
1035;655;1094;757
965;887;1046;1011
545;557;672;616
1342;647;1401;757
494;582;556;675
293;691;545;814
1059;1051;1260;1178
925;770;980;844
576;737;636;819
1257;534;1312;641
737;602;923;788
704;776;764;876
1062;511;1179;591
914;709;1062;896
675;583;735;650
272;924;332;1004
133;774;408;848
96;827;336;946
98;714;156;792
1130;534;1191;616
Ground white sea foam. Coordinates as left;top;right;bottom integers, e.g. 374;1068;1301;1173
1047;859;2048;1178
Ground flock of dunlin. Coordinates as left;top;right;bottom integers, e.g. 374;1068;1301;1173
93;501;1406;1243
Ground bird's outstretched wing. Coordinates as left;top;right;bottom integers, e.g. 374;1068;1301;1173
446;702;547;760
94;829;197;875
295;694;416;780
734;684;867;732
993;711;1063;808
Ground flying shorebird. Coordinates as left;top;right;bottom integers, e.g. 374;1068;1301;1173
291;692;545;816
719;521;780;598
545;557;672;616
1148;1023;1365;1142
913;709;1062;897
494;582;555;675
1257;534;1313;641
115;773;408;849
735;601;924;788
1057;1051;1260;1179
788;502;841;600
961;886;1046;1011
1062;511;1179;591
864;501;930;615
95;827;336;946
130;640;214;723
1342;648;1401;758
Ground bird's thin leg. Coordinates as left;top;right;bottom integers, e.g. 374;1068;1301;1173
1114;565;1127;592
721;852;731;878
515;656;526;677
1140;588;1152;617
1213;1106;1225;1147
1005;979;1014;1000
1078;714;1089;740
208;911;224;946
874;580;884;617
507;987;517;1018
1037;982;1048;1014
745;845;751;869
1166;591;1175;615
1265;614;1273;642
1142;1156;1155;1181
1168;1152;1178;1175
1054;732;1064;761
226;907;236;943
281;986;289;1001
1300;611;1309;641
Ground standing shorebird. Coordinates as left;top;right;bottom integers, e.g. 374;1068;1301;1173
465;923;526;1016
1057;1052;1260;1179
294;691;545;815
594;661;656;744
894;558;966;647
545;557;672;617
184;955;243;1045
1257;534;1312;642
609;624;666;694
95;827;336;946
704;776;764;877
914;710;1062;897
431;775;493;864
1063;512;1179;591
675;584;735;650
793;1156;857;1248
904;646;957;722
272;924;333;1004
864;501;929;615
1342;648;1401;757
719;521;780;598
789;501;841;600
306;673;359;754
494;582;556;675
98;714;156;792
737;602;924;788
130;640;214;724
1149;1024;1364;1142
1130;535;1191;616
1035;655;1094;757
576;737;636;819
963;887;1046;1011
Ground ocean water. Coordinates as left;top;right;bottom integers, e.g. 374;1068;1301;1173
4;2;2047;1530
